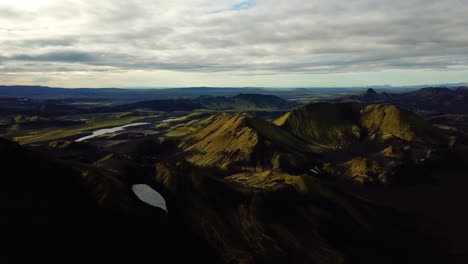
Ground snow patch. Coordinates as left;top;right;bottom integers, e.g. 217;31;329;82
131;184;167;212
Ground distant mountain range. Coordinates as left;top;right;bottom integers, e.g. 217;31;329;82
335;86;468;114
0;85;350;102
1;84;466;103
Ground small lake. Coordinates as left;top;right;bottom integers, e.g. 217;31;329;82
75;122;150;142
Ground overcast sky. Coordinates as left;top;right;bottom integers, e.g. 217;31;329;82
0;0;467;87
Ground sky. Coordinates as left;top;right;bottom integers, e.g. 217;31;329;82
0;0;467;88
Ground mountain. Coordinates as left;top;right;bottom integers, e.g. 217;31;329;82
274;103;364;147
361;88;393;101
142;103;461;262
274;102;446;183
163;100;448;186
275;102;439;145
179;113;314;173
338;87;468;114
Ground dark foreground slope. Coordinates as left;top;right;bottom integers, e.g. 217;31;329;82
0;138;214;264
0;134;451;264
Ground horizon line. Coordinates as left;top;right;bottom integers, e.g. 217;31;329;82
0;82;467;90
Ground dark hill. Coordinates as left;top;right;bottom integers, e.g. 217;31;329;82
411;87;455;96
153;148;448;263
361;88;393;101
0;138;212;264
108;94;298;112
196;93;298;110
274;103;364;147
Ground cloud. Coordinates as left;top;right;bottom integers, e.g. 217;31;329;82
0;0;467;86
11;51;97;63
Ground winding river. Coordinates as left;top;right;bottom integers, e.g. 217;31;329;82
75;122;150;142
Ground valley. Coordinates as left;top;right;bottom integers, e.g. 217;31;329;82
1;86;468;263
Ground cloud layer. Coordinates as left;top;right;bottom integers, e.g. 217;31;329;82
0;0;467;86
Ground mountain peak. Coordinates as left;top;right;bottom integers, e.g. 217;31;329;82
275;102;437;146
180;114;261;168
179;113;311;171
365;88;378;95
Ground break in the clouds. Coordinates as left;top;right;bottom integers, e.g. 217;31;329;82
0;0;467;87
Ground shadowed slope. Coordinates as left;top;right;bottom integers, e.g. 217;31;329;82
274;103;363;148
0;138;211;264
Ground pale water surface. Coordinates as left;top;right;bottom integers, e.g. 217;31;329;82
75;122;149;142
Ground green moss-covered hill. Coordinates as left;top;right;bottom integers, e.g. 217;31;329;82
179;113;313;173
273;102;447;183
172;102;448;185
275;102;440;146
